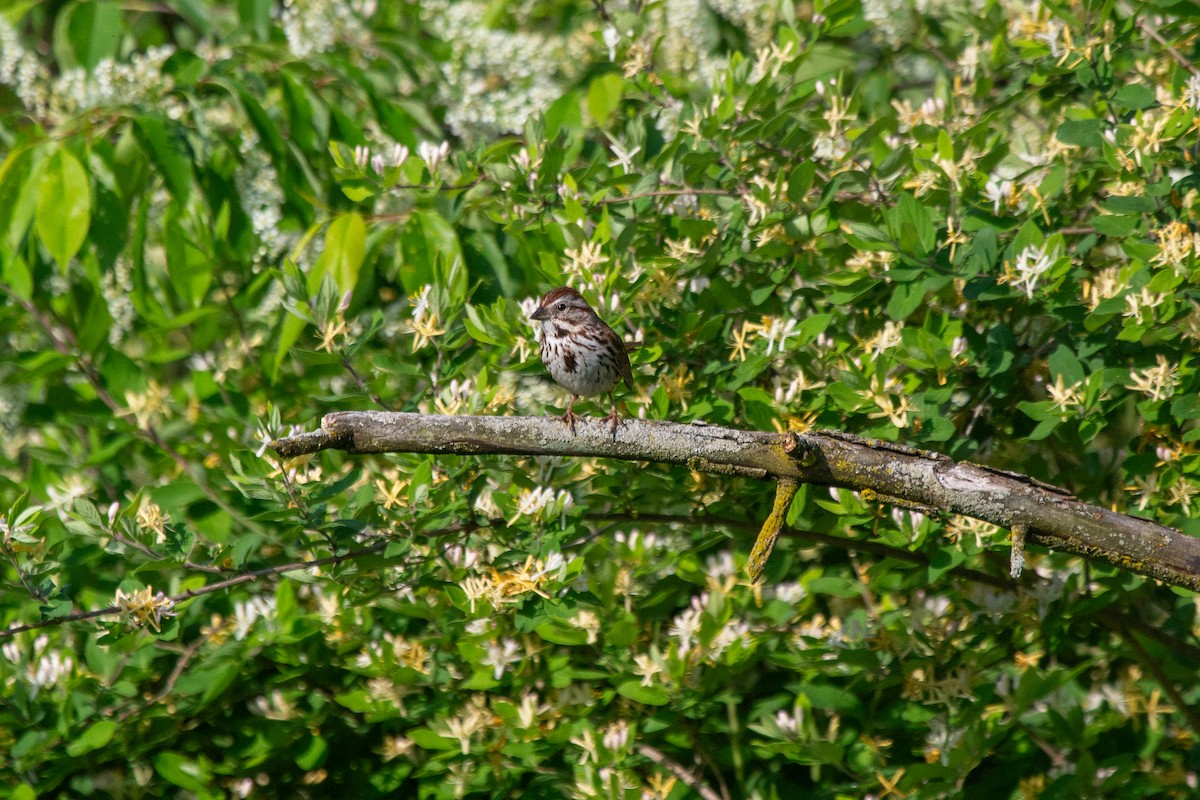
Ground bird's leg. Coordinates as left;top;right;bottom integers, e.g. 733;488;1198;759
606;392;621;439
562;394;581;435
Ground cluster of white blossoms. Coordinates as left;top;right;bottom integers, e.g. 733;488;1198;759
706;0;779;48
100;258;136;345
424;1;574;139
233;594;278;641
862;0;989;50
3;635;75;696
236;133;291;262
657;0;721;78
0;19;176;122
0;380;26;440
0;19;48;116
280;0;375;59
1008;244;1057;299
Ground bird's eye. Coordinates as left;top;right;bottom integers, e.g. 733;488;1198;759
556;303;566;311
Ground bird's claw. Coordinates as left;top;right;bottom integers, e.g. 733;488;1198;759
606;406;622;441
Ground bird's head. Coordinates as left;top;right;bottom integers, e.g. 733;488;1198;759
530;287;593;322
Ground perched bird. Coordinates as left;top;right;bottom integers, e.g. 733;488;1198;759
530;287;634;435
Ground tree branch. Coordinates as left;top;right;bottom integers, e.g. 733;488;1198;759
636;744;724;800
271;412;1200;591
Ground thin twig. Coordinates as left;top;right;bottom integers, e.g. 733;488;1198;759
1117;624;1200;735
0;542;387;639
115;635;208;722
1137;17;1200;77
594;188;738;205
340;353;393;410
108;528;224;574
636;744;724;800
2;283;267;537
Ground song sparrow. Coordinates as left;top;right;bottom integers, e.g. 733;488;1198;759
530;287;633;435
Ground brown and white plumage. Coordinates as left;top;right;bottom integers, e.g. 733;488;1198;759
530;286;633;434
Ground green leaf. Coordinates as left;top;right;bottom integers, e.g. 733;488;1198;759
738;386;777;430
1055;119;1103;147
787;162;816;201
66;719;117;756
796;314;833;344
1047;344;1084;385
1026;417;1060;441
316;212;367;295
295;734;328;770
464;304;500;344
54;0;122;70
535;620;588;645
808;576;862;598
587;72;625;127
544;91;582;139
1102;195;1156;214
1090;214;1137;237
978;324;1016;378
793;42;857;83
936;128;954;162
0;145;41;258
281;70;320;152
400;210;462;295
164;207;212;307
888;193;934;256
154;752;211;791
408;727;458;750
1010;220;1044;254
887;282;926;320
616;680;670;706
36;148;92;270
1112;84;1156;112
134;116;193;202
927;546;965;581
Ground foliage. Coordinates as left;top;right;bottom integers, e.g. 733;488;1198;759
1;0;1199;797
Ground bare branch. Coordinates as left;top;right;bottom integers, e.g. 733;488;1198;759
0;542;388;639
636;744;724;800
271;412;1200;591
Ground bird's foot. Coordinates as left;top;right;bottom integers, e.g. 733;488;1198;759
561;407;582;435
606;404;623;440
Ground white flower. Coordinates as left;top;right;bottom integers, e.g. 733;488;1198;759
602;720;629;751
233;595;277;640
1182;73;1200;111
760;316;799;355
1010;245;1053;299
483;638;522;680
770;581;805;604
775;708;801;737
30;649;74;694
1127;354;1178;401
602;25;620;61
419;140;450;174
984;177;1014;215
668;606;702;656
607;140;641;172
634;652;665;686
353;144;370;168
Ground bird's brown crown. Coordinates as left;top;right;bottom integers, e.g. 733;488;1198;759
538;286;588;309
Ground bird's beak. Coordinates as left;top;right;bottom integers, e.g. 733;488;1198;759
530;306;548;321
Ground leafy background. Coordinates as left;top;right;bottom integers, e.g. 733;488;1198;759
2;0;1199;797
